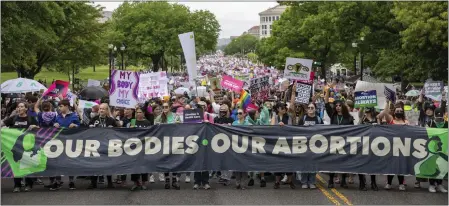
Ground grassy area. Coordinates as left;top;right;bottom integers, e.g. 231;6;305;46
1;65;145;84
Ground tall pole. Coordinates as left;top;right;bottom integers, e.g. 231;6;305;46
121;50;124;70
353;54;357;76
360;53;364;81
108;49;112;86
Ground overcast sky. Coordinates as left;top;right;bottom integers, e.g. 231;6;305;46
95;1;278;38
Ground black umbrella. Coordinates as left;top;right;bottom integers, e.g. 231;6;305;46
79;86;108;100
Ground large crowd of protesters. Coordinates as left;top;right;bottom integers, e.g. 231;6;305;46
1;54;447;194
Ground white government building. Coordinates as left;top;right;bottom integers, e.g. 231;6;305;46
258;5;287;38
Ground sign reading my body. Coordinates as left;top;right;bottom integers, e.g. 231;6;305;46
41;134;428;158
117;71;134;105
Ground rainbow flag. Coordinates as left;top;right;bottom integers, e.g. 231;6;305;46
238;89;251;109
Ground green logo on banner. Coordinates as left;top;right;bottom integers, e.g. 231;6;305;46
414;128;448;179
16;82;23;88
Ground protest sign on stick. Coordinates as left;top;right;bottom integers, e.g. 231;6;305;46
295;82;312;104
284;57;313;81
424;80;444;101
354;90;378;108
109;70;140;108
248;76;269;102
43;80;69;98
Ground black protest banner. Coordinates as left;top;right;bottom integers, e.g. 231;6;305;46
1;124;447;179
295;82;312;104
248;76;269;102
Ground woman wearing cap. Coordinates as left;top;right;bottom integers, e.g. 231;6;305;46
154;101;181;189
324;87;354;189
357;107;379;191
420;106;448;193
377;102;408;191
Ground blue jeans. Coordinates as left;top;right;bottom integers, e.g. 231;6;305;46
300;173;316;185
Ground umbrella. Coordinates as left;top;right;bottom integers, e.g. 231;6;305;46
79;86;108;100
1;78;47;93
405;90;420;97
174;87;189;95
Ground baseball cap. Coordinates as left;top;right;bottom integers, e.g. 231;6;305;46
435;108;444;117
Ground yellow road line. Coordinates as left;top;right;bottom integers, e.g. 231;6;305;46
316;174;354;206
316;182;342;206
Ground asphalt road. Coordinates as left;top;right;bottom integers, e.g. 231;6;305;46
1;174;448;205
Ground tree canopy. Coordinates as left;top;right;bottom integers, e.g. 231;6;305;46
1;1;106;79
107;1;220;71
223;34;258;55
256;1;448;82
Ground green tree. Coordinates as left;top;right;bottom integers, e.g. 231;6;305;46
224;34;258;55
1;1;106;79
108;1;220;72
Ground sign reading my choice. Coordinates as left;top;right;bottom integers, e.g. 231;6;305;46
110;70;139;108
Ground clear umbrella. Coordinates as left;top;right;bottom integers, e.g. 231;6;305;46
405;90;420;97
1;78;47;93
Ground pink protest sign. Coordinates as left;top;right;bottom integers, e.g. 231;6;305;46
297;72;315;85
221;75;244;92
43;80;69;98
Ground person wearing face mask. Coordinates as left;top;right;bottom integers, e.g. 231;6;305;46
1;102;39;193
324;88;354;189
87;103;117;189
377;102;408;191
297;102;323;189
421;107;448;193
154;102;181;190
121;107;135;128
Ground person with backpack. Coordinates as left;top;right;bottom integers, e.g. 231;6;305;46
297;102;323;189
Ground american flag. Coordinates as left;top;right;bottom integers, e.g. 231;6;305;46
384;86;396;102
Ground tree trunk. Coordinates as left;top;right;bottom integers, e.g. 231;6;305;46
150;51;164;72
17;65;39;79
93;65;96;72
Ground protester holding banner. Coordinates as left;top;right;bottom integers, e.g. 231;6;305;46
1;101;39;192
324;87;354;189
34;98;57;128
87;103;117;189
377;102;408;191
232;108;252;190
297;102;323;189
53;99;80;190
154;101;181;190
357;107;379;191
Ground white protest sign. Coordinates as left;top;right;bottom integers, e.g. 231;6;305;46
295;82;312;104
138;72;169;102
109;70;139;108
284;57;313;81
78;100;98;109
87;79;101;87
66;91;76;107
405;110;420;126
179;32;198;85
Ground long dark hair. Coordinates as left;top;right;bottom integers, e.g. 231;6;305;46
161;102;172;123
393;103;406;121
333;101;351;118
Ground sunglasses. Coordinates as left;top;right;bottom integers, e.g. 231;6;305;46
163;106;169;109
237;112;243;115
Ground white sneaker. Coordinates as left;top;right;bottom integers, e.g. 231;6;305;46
309;184;316;189
301;184;308;189
414;182;421;188
428;185;437;193
203;184;211;190
185;175;191;183
384;184;392;190
399;184;406;191
281;175;288;183
193;184;200;190
158;173;165;182
149;175;155;183
437;185;448;193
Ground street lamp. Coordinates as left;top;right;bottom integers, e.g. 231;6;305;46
108;44;114;85
352;42;358;76
120;44;126;70
359;37;364;81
